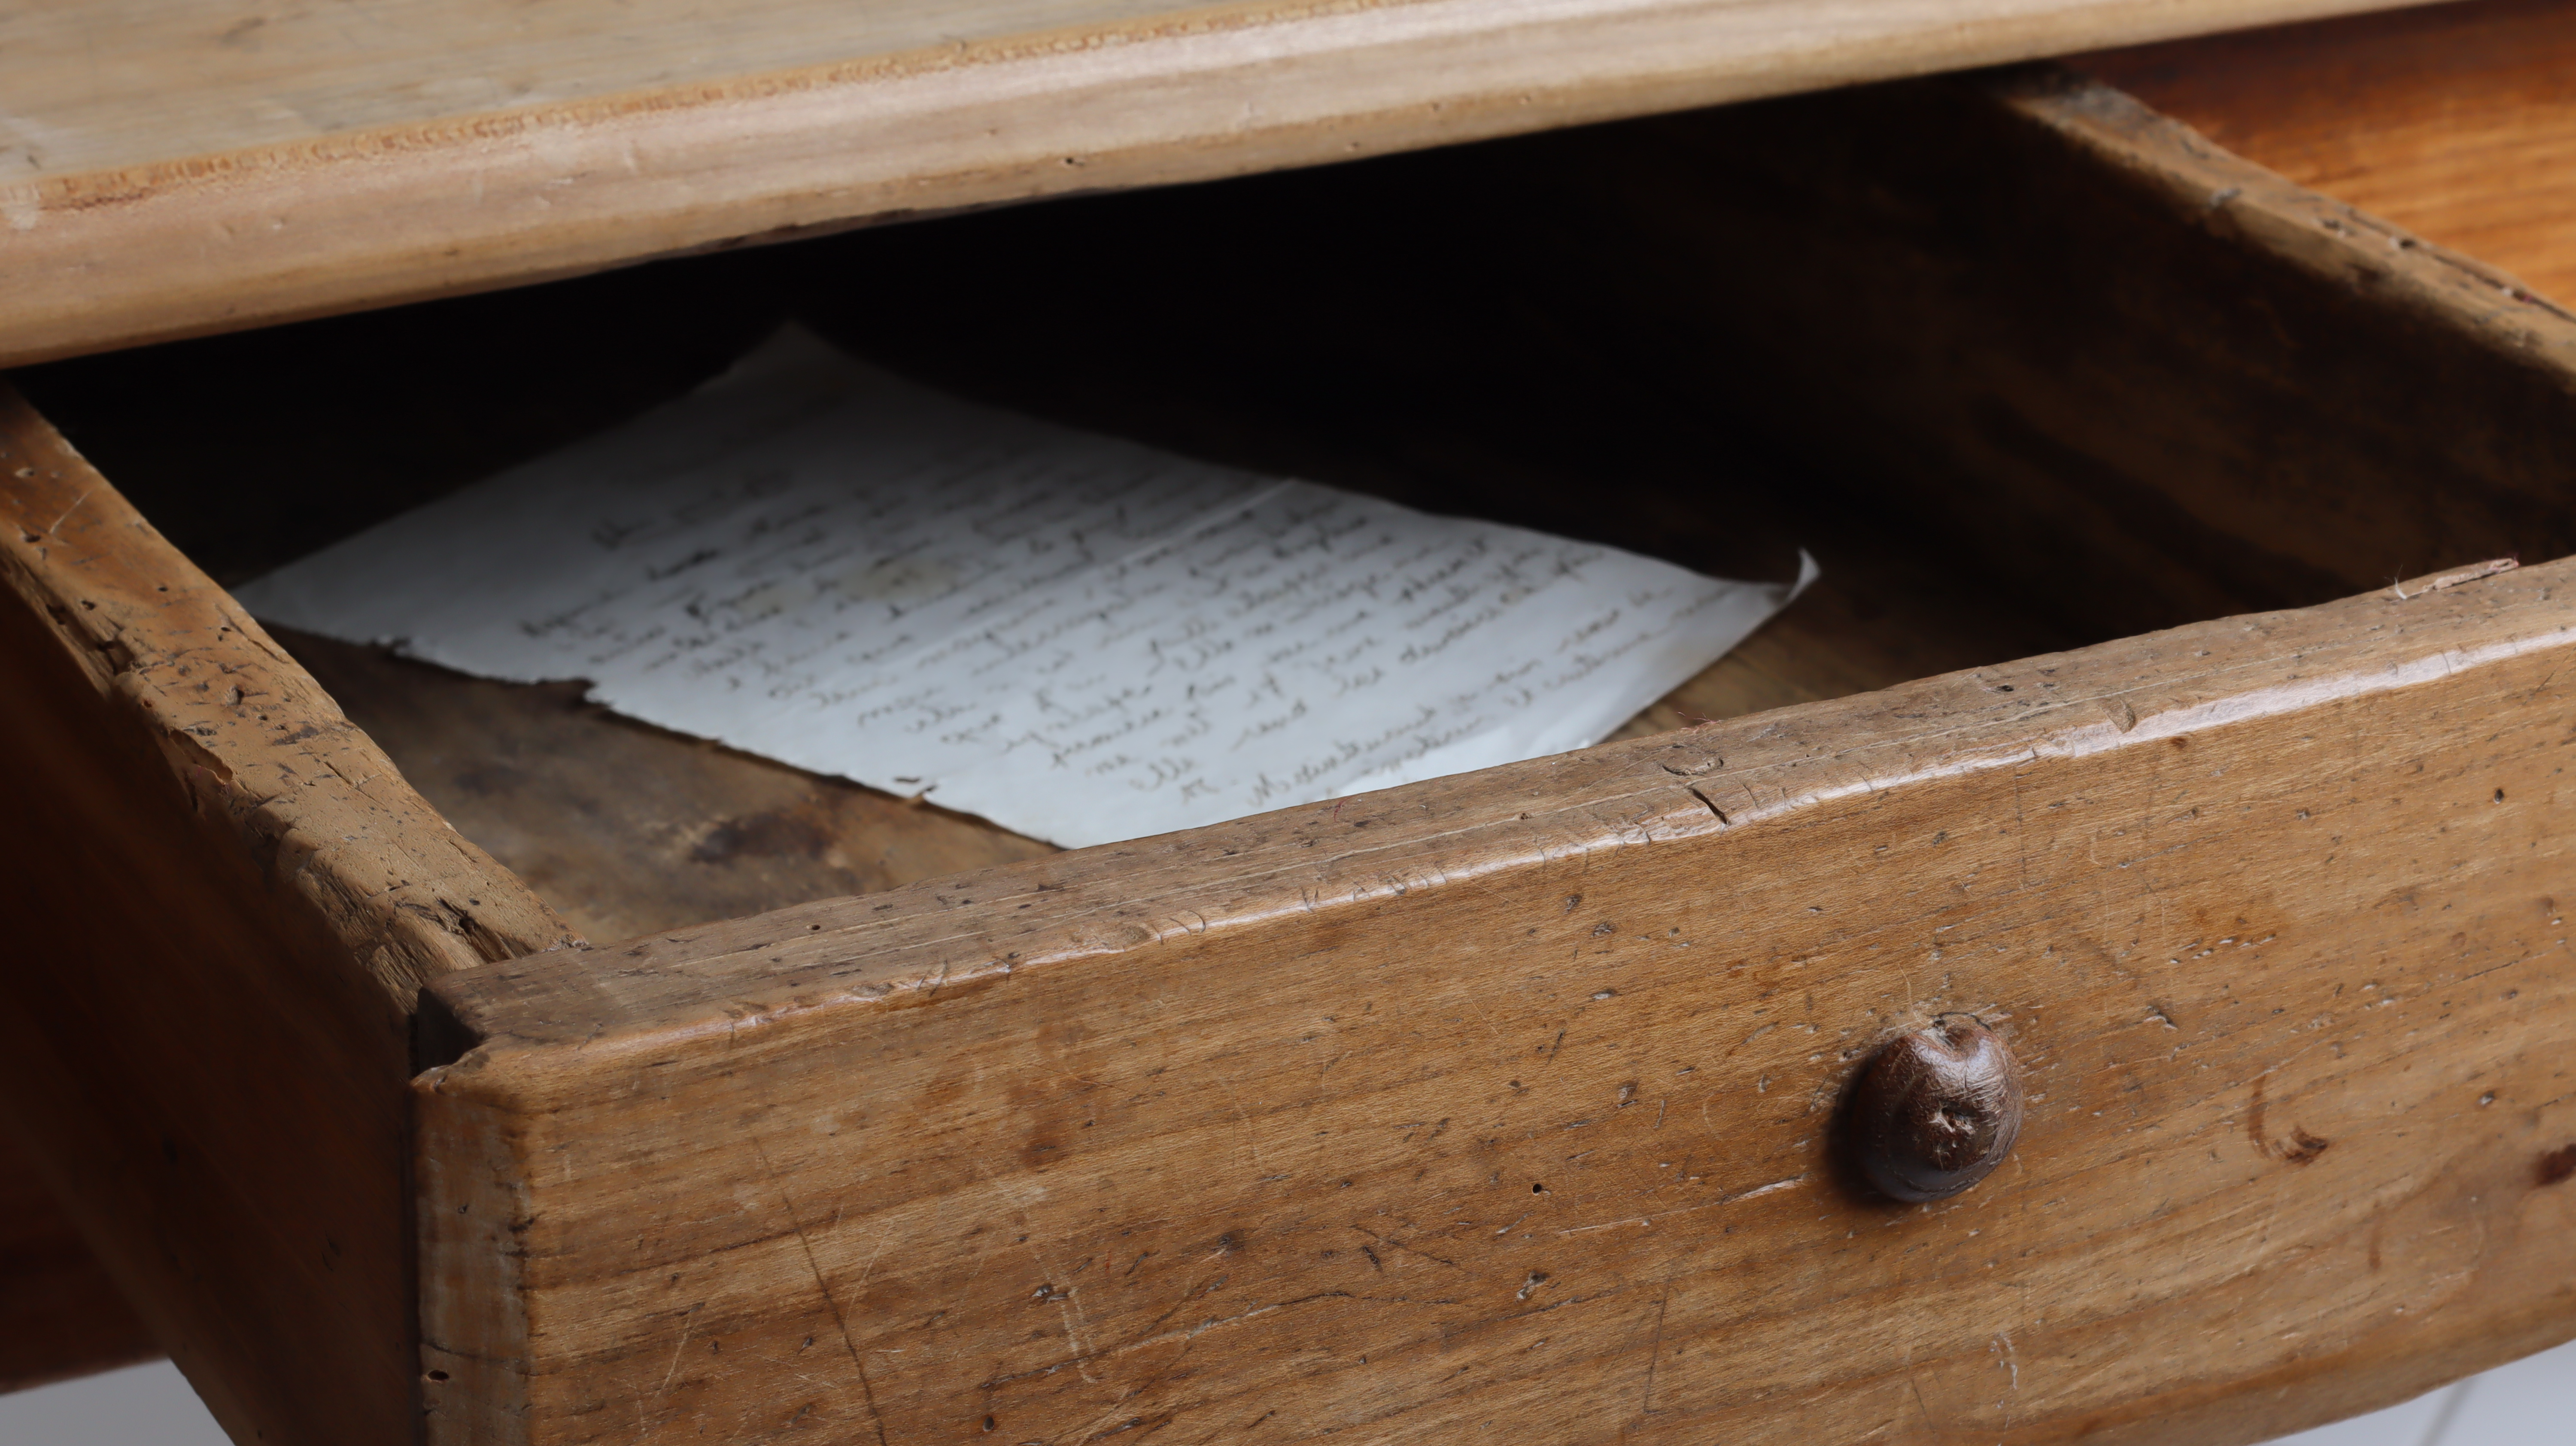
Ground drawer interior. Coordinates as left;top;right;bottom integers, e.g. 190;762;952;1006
19;67;2575;945
2080;0;2576;307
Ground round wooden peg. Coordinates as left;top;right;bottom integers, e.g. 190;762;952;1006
1846;1015;2025;1203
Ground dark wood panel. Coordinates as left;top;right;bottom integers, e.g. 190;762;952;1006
1486;66;2576;646
0;1133;158;1394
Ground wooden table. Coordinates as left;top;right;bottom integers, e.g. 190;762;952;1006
3;0;2418;368
12;2;2576;1444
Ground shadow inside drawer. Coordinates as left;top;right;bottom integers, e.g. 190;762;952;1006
20;68;2574;939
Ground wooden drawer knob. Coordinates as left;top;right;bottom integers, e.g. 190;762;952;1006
1847;1016;2025;1202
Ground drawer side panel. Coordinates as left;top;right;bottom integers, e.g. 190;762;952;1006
0;1132;158;1393
0;389;577;1439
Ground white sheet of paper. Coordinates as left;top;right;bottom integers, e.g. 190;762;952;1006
236;328;1815;848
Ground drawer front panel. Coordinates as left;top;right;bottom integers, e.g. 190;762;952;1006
428;562;2576;1444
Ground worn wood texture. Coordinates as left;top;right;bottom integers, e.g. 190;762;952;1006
2079;0;2576;307
259;541;2056;942
279;629;1057;942
0;386;577;1437
0;0;2444;369
0;386;578;998
0;1132;158;1393
425;556;2576;1445
9;49;2574;1431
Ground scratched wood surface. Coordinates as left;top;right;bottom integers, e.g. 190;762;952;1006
424;554;2576;1445
0;0;2442;370
0;387;575;1443
2079;0;2576;307
12;44;2576;1438
256;534;2066;943
402;69;2576;1440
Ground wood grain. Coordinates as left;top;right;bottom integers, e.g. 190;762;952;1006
425;555;2576;1445
33;55;2572;951
2078;0;2576;306
0;387;574;1438
0;0;2439;369
279;629;1057;942
259;553;2058;942
0;1133;157;1393
9;45;2575;1431
0;388;577;998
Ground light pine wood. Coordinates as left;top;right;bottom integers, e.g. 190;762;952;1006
0;0;2445;369
424;554;2576;1446
2078;0;2576;307
0;387;575;1441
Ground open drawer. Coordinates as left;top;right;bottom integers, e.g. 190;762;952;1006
8;55;2576;1446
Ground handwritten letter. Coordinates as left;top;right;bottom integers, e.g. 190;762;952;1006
238;329;1813;847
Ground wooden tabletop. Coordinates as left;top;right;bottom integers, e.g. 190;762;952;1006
0;0;2430;368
